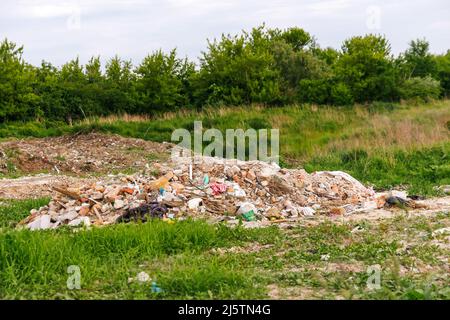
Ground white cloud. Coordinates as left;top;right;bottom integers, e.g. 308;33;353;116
429;20;450;30
19;4;75;18
307;0;353;13
0;0;448;66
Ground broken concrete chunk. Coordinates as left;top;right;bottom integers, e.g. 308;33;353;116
27;215;52;230
247;170;256;180
300;207;315;216
57;210;79;222
79;206;90;216
188;198;202;210
68;217;91;227
91;192;104;200
105;187;121;202
259;166;278;178
114;199;125;209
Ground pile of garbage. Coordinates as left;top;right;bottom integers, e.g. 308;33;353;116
20;155;378;230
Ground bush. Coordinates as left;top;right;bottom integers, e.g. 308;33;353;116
399;76;441;102
135;49;192;113
193;26;283;106
330;82;354;106
1;30;450;123
297;79;330;104
435;51;450;97
335;35;397;103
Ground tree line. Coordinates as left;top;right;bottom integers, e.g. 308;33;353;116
1;25;449;122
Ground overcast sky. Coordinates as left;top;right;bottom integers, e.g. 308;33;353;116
1;0;449;67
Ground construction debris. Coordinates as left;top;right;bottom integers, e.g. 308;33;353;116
20;154;383;230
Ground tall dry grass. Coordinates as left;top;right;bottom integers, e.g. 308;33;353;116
319;103;450;156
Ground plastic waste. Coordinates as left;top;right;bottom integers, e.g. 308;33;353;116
210;182;227;195
242;210;256;221
232;183;246;197
151;281;163;293
236;202;257;215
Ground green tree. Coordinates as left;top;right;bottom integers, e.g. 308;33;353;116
135;49;188;113
85;56;103;83
297;79;330;104
35;61;64;120
60;57;85;82
331;82;354;105
194;26;282;106
277;27;315;51
0;39;40;121
435;50;450;97
271;35;331;103
83;56;106;116
105;56;138;113
313;47;339;66
402;39;437;78
335;34;396;103
59;58;87;121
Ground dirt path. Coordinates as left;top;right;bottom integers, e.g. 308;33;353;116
316;196;450;224
0;174;95;199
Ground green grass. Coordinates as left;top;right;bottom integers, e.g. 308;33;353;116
0;198;50;228
0;199;448;299
0;199;280;299
304;143;450;196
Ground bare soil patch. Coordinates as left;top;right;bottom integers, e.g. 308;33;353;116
0;132;172;176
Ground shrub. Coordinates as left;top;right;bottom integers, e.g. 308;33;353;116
330;82;354;106
335;35;397;103
135;49;192;113
297;79;330;104
399;76;441;102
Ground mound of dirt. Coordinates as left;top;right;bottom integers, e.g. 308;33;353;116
0;132;172;176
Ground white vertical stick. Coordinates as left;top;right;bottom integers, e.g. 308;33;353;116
189;163;193;180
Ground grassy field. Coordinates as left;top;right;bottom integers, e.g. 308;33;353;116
0;101;449;300
1;100;449;195
0;199;448;299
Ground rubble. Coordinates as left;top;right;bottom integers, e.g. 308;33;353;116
20;154;379;230
27;215;52;231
